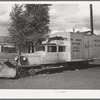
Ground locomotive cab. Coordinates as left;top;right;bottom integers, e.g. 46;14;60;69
15;39;67;68
15;44;47;67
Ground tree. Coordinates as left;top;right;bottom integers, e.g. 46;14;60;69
9;4;27;53
24;4;51;42
9;4;51;53
24;4;51;52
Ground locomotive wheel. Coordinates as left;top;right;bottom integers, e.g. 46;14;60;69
16;67;28;78
19;68;28;78
15;67;22;78
28;69;36;76
20;70;26;78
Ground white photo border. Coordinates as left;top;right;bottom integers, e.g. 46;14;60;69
0;1;100;99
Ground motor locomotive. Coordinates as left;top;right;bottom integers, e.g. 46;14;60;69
15;31;100;76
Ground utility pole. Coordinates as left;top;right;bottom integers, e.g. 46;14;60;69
90;4;94;35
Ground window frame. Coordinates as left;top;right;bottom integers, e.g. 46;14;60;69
47;45;57;52
35;45;45;52
58;46;66;52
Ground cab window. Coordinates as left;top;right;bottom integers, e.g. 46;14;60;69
47;46;57;52
35;46;45;52
58;46;66;52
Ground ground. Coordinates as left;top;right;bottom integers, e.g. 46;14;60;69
0;65;100;89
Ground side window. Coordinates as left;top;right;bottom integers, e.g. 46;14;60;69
47;46;57;52
58;46;66;52
35;46;45;52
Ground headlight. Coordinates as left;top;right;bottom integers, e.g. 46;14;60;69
15;56;18;61
23;57;26;60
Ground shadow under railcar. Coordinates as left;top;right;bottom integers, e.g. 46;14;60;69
36;63;100;75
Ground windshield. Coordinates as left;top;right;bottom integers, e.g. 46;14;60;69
35;46;45;52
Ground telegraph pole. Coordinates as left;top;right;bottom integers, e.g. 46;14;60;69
90;4;94;34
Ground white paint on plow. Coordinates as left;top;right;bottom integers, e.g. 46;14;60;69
0;62;16;78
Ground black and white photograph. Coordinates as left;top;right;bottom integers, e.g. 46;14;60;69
0;0;100;99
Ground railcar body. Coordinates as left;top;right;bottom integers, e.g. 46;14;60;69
50;32;100;63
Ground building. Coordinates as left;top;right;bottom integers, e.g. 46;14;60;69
0;36;17;53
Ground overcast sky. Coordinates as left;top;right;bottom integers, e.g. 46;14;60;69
0;3;100;36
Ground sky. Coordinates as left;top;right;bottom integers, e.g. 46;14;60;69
0;3;100;36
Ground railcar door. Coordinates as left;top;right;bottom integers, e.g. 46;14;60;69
88;35;93;59
84;35;89;59
57;46;67;63
45;45;58;64
83;35;93;59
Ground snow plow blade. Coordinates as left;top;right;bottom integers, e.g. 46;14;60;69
0;61;17;78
